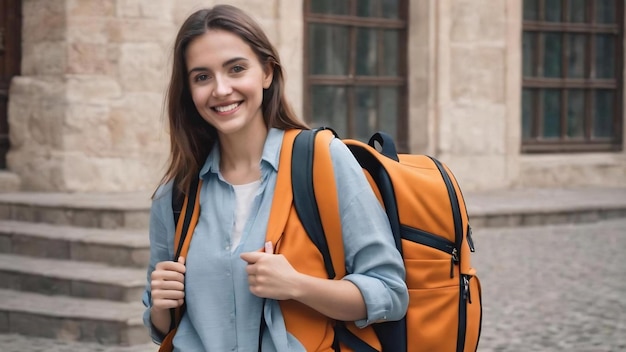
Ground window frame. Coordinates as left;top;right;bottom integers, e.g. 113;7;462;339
522;0;624;153
303;0;409;151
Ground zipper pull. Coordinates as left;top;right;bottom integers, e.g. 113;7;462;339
449;248;459;278
467;225;475;252
463;276;471;303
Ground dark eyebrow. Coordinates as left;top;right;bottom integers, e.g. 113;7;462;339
188;57;249;75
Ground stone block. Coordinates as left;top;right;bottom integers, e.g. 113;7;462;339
116;0;174;20
0;312;8;332
71;281;125;301
100;211;125;229
0;204;11;220
82;320;122;345
118;43;169;92
36;208;71;226
106;18;176;46
70;242;132;267
58;318;81;341
485;214;522;227
450;0;506;43
0;235;11;253
66;75;122;103
71;209;103;228
22;0;66;43
67;42;112;74
123;211;150;229
12;205;36;222
10;312;59;338
130;248;150;268
19;274;70;296
67;17;109;44
67;0;116;17
12;237;69;259
21;42;67;76
0;272;19;290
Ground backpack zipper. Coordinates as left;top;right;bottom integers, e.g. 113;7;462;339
401;225;459;279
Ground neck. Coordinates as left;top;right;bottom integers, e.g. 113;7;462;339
217;120;268;185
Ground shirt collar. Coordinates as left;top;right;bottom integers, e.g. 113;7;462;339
198;128;285;179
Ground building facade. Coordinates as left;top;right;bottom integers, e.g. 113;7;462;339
1;0;625;193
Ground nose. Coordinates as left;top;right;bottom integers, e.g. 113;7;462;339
212;75;233;97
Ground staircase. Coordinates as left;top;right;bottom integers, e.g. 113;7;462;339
0;186;625;349
0;191;153;346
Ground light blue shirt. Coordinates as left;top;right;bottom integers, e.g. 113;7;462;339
143;128;408;351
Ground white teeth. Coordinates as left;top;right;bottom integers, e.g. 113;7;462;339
214;103;240;113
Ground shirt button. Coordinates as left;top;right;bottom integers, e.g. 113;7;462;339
225;246;230;251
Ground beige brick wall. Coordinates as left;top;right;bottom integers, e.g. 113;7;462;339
8;0;304;192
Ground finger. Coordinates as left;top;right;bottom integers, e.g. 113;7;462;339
153;298;184;310
153;289;185;301
178;256;186;265
155;261;186;274
151;270;185;283
240;251;264;264
264;241;273;253
151;279;184;291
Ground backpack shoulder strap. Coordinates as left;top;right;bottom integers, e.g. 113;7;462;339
173;178;203;261
292;128;345;279
292;128;379;352
265;128;301;247
160;177;202;352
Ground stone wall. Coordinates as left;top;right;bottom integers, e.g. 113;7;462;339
8;0;303;192
7;0;626;193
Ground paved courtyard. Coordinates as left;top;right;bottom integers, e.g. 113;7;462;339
1;218;625;352
473;218;626;352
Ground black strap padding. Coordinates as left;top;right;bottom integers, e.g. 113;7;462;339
292;129;336;279
333;322;379;352
169;177;200;332
367;131;399;162
174;178;200;261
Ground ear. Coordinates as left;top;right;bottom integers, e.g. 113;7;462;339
262;62;274;89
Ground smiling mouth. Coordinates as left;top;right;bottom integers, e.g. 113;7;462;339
213;102;242;113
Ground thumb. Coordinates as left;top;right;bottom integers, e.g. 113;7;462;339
240;251;264;264
178;256;186;265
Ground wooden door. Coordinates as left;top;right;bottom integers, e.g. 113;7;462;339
0;0;21;169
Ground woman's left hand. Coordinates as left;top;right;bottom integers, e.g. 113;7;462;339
240;247;301;300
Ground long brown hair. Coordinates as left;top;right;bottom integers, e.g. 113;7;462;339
160;5;308;196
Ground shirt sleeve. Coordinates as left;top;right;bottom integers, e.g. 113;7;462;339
328;138;409;328
142;182;175;343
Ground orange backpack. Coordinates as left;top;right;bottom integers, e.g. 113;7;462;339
289;128;482;352
158;128;482;352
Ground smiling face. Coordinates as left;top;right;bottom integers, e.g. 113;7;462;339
185;29;273;138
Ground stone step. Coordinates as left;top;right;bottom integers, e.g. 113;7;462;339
0;333;157;352
0;191;151;229
0;289;150;345
0;254;145;302
0;221;149;268
466;187;626;228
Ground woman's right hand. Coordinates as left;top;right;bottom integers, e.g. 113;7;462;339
150;256;186;311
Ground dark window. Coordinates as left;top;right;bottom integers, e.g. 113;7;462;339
304;0;408;150
522;0;624;152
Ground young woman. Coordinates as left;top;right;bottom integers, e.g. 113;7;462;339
142;5;408;351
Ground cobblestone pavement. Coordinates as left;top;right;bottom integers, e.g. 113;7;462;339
473;218;626;352
1;218;625;352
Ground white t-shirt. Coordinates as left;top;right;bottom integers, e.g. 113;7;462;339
231;180;261;252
